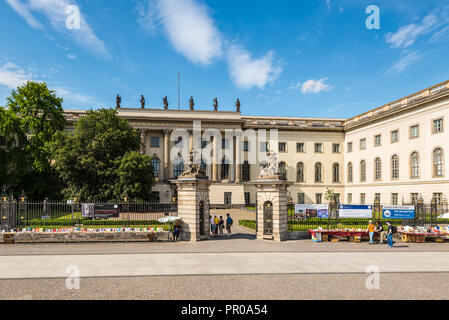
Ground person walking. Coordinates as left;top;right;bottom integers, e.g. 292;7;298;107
387;221;395;248
213;215;219;236
210;215;215;237
218;216;225;236
226;213;233;236
366;220;375;245
375;221;387;244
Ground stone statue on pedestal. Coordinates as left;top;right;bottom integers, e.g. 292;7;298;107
259;150;279;179
179;150;206;178
163;96;169;109
140;95;145;109
213;97;218;111
235;98;241;112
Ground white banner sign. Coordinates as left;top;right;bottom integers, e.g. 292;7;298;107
338;204;373;218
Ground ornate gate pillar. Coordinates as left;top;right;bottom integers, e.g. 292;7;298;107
171;151;211;241
251;150;291;241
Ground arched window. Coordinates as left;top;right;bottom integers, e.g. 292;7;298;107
221;157;229;179
174;157;184;179
296;162;304;182
278;162;287;180
374;158;381;180
314;162;322;182
332;163;340;183
410;152;419;178
347;162;353;183
151;157;160;178
360;160;366;182
391;154;399;179
433;148;444;177
242;161;250;181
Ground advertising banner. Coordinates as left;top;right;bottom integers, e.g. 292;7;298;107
382;205;415;219
294;204;329;219
338;204;372;218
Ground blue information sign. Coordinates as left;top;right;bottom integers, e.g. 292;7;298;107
382;206;415;219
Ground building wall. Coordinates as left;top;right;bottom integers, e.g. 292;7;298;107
344;98;449;204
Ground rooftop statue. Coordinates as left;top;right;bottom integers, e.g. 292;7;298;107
163;96;169;109
235;98;241;112
140;95;145;109
213;97;218;111
189;96;195;111
116;94;121;109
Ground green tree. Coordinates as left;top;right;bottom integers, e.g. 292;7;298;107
51;108;155;201
324;188;337;203
0;81;65;199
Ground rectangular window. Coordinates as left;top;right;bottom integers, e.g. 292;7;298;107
433;118;444;133
359;138;366;150
222;139;228;149
242;162;250;182
334;193;340;203
374;193;381;203
314;143;323;153
296;142;305;153
411;193;419;204
297;193;305;204
279;142;286;152
391;130;399;143
224;192;232;205
260;141;269;152
150;137;160;148
244;192;251;206
315;193;322;204
391;193;398;205
410;125;419;138
360;193;366;205
433;193;443;205
347;142;353;152
347;193;352;204
374;134;381;146
243;141;249;151
332;143;341;153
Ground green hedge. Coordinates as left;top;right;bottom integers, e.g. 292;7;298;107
239;219;256;230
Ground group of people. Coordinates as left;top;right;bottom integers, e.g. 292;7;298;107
210;213;233;237
366;220;397;248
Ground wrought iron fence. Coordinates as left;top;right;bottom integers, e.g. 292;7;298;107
0;200;177;231
287;201;449;232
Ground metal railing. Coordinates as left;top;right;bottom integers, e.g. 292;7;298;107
0;200;177;231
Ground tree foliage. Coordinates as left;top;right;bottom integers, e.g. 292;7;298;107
51;108;155;201
0;81;65;199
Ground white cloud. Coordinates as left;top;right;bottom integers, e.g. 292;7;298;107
288;82;301;90
301;78;333;94
386;51;421;75
136;0;157;35
6;0;111;60
386;14;439;48
154;0;222;66
227;45;282;90
0;62;33;89
67;53;77;60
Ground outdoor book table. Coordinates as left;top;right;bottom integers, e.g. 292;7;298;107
398;230;449;243
308;229;373;242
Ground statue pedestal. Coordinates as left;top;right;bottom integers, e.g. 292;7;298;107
171;177;211;241
253;179;291;241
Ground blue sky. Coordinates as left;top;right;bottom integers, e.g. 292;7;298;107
1;0;449;118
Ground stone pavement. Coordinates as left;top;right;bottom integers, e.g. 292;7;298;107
2;251;449;279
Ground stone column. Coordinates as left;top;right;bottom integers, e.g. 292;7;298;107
171;177;211;241
163;129;171;181
253;179;290;241
140;129;146;154
235;134;242;183
212;136;218;182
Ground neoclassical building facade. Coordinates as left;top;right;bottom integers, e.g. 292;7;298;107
64;79;449;207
